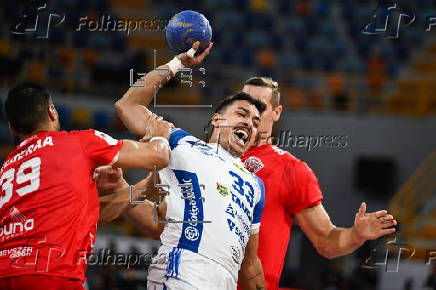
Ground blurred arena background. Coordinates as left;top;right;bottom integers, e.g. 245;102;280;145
0;0;435;289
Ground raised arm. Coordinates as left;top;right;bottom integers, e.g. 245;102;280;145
238;233;265;289
115;42;213;137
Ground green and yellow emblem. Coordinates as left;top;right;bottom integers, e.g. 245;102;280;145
216;183;229;196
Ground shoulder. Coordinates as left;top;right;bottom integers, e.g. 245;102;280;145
169;128;203;150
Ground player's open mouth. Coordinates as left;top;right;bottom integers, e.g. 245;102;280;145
233;127;250;147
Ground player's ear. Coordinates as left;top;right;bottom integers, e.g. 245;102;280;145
211;113;222;128
47;104;58;121
273;105;283;122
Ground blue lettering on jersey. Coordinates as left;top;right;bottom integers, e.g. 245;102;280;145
173;170;204;253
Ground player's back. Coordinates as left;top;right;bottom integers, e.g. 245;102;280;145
0;130;122;281
242;144;323;289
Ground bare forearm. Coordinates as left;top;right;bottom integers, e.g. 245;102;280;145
115;65;173;137
316;225;364;259
125;201;165;239
99;185;133;224
238;257;265;290
99;175;153;224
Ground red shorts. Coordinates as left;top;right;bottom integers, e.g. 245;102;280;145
0;275;84;290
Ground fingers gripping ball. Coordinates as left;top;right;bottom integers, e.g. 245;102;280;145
166;10;212;54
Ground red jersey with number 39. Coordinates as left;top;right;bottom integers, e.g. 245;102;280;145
241;144;323;290
0;130;122;281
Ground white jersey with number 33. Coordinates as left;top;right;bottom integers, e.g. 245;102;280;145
157;128;265;279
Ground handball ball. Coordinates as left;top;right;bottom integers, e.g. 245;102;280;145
166;10;212;54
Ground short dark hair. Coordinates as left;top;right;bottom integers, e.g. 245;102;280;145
204;92;266;142
214;92;266;115
244;77;280;108
5;83;52;135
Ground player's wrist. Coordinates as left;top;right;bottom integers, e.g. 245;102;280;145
167;56;185;75
350;225;366;244
149;136;170;150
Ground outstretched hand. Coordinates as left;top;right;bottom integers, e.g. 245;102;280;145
177;41;213;67
353;202;397;241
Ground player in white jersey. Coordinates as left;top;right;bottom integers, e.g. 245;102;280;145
110;43;267;289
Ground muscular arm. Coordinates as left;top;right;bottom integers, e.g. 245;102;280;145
115;42;212;137
124;171;167;239
114;139;170;170
238;233;265;290
296;203;397;259
99;171;158;224
124;200;166;240
115;64;173;138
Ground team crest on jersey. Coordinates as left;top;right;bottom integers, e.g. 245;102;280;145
243;156;264;173
232;162;248;174
216;183;229;197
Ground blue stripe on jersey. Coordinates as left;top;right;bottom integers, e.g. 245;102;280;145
174;248;182;277
166;248;182;278
173;170;204;253
165;248;175;277
169;128;191;150
252;176;265;224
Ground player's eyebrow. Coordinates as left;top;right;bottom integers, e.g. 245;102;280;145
236;106;260;122
236;107;250;114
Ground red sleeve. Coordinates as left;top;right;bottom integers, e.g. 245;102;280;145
77;129;123;168
283;159;323;214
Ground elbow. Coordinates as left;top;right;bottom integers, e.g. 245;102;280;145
114;99;126;117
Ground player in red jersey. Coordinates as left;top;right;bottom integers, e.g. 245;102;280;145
0;83;172;289
240;77;398;289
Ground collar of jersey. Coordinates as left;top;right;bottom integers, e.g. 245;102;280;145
207;143;241;161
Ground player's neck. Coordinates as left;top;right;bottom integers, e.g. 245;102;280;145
258;137;271;146
20;124;57;141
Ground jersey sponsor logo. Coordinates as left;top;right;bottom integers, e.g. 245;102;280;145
0;207;34;241
0;246;34;259
173;170;204;252
243;156;264;174
184;226;200;241
216;182;229;197
94;130;118;146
